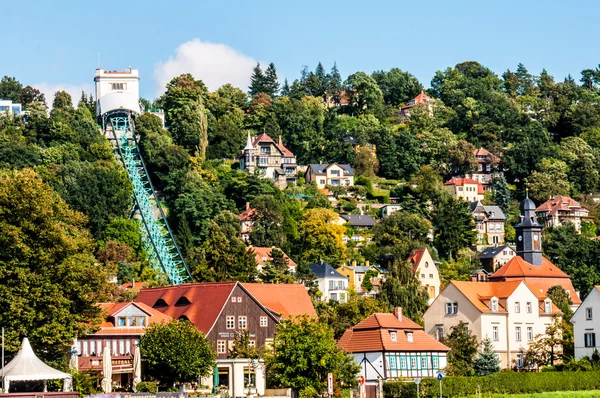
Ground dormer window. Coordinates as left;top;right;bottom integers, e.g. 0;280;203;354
491;298;498;312
153;299;168;308
407;332;414;342
390;331;397;342
544;300;551;314
175;296;191;306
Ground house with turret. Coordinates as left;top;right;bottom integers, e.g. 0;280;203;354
239;132;297;188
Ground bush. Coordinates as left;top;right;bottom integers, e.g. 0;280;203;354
136;381;158;392
384;370;600;397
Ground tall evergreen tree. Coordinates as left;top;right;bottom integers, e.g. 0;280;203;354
473;338;501;376
328;62;343;104
261;248;295;283
264;63;280;98
432;195;476;259
378;260;429;324
249;63;267;96
281;78;291;96
491;175;512;214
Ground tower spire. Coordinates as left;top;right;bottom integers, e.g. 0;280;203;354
244;131;253;150
515;195;542;266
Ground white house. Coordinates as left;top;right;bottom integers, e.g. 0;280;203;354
409;248;441;305
94;68;141;117
423;280;561;369
308;261;348;302
0;100;21;116
305;163;355;189
338;309;449;384
571;286;600;359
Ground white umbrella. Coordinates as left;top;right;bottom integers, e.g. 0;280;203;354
101;345;112;393
132;345;141;392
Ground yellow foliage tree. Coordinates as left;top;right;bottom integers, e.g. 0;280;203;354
299;208;346;265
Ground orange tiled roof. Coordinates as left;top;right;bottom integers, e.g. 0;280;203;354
409;248;426;273
247;246;297;268
451;281;523;313
238;202;256;221
401;91;432;110
491;256;570;279
242;283;316;319
444;177;485;195
94;302;172;335
535;196;589;216
338;313;449;353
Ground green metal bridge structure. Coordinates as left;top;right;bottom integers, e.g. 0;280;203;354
102;110;192;285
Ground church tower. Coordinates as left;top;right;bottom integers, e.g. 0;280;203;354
515;193;543;265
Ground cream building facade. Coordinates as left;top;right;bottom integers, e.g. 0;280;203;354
444;177;485;202
305;163;354;189
424;280;560;369
409;248;441;305
571;286;600;359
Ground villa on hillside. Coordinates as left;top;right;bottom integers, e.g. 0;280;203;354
444;177;484;202
400;91;434;118
239;132;297;188
467;148;501;190
535;195;590;232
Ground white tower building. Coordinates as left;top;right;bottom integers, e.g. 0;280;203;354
94;68;141;117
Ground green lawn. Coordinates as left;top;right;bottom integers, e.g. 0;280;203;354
473;391;600;397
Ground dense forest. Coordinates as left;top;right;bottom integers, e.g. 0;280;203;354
3;60;600;350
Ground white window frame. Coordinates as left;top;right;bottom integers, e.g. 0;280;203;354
491;300;498;312
527;327;533;342
526;302;532;313
515;326;521;342
432;357;439;368
545;301;551;314
226;316;235;329
492;326;499;341
585;333;596;347
390;331;397;342
587;308;593;320
260;316;268;327
407;332;414;342
238;316;247;329
515;302;520;313
217;340;226;354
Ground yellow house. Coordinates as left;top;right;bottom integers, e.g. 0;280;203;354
337;262;378;293
305;163;354;189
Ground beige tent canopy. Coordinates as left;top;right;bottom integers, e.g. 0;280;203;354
2;338;72;393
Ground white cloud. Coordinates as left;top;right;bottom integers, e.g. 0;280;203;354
32;82;94;108
154;38;262;96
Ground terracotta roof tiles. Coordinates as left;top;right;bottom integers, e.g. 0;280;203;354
247;247;297;268
242;283;316;319
535;196;589;216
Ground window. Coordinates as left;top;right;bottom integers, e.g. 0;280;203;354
82;341;88;357
429;274;434;279
126;340;131;355
237;297;243;303
217;341;226;354
587;308;593;320
112;340;118;355
175;296;191;306
492;326;499;341
260;316;268;327
527;327;533;342
390;331;397;342
491;299;498;312
330;169;340;176
89;341;96;356
238;316;247;329
226;316;235;329
425;261;429;268
339;293;346;302
515;302;520;313
407;332;414;342
329;281;334;290
544;301;551;314
119;340;125;355
117;317;126;326
388;356;397;370
410;357;417;369
436;326;444;341
526;302;532;313
260;146;270;154
110;83;127;90
231;297;236;303
492;236;499;244
515;326;521;342
258;157;268;165
249;340;256;347
516;353;523;368
432;357;439;368
421;273;425;279
400;357;407;369
445;302;458;315
244;367;256;388
319;179;326;185
330;293;338;301
585;333;596;347
330;179;340;186
421;357;428;369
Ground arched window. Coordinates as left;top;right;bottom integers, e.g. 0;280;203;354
153;298;168;308
175;296;191;306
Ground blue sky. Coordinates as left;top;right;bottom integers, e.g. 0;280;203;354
2;0;599;101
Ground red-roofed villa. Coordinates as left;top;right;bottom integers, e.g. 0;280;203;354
239;132;297;188
444;177;485;202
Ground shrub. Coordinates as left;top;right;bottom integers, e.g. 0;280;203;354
136;381;158;392
384;370;600;397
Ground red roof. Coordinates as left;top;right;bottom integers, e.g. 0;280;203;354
119;281;147;291
490;256;581;304
401;91;432;110
535;196;589;216
251;133;276;146
136;282;237;333
238;202;256;221
473;148;500;163
242;283;316;319
409;248;426;273
338;313;449;353
445;177;485;195
94;302;172;335
247;247;297;268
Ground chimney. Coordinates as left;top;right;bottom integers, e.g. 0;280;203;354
132;279;135;290
365;261;370;267
245;202;250;211
394;307;403;321
352;260;357;267
278;135;282;146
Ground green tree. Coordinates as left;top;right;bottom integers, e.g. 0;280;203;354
526;158;571;202
265;316;360;395
491;176;512;215
52;90;73;109
0;168;112;358
379;260;430;324
473;338;500;376
261;248;295;284
371;68;423;107
524;316;567;367
19;86;46;109
140;320;215;386
264;63;280;98
0;76;23;102
299;208;346;266
317;294;388;339
229;329;262;359
443;321;478;376
432;195;476;259
372;211;431;261
249;63;267;96
547;285;573;318
344;72;384;114
249;195;285;248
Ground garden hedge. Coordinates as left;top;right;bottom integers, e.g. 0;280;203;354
384;371;600;397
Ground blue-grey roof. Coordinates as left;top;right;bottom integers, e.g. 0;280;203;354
470;202;506;220
477;245;514;259
308;261;346;279
340;214;376;227
307;163;355;176
344;265;373;273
